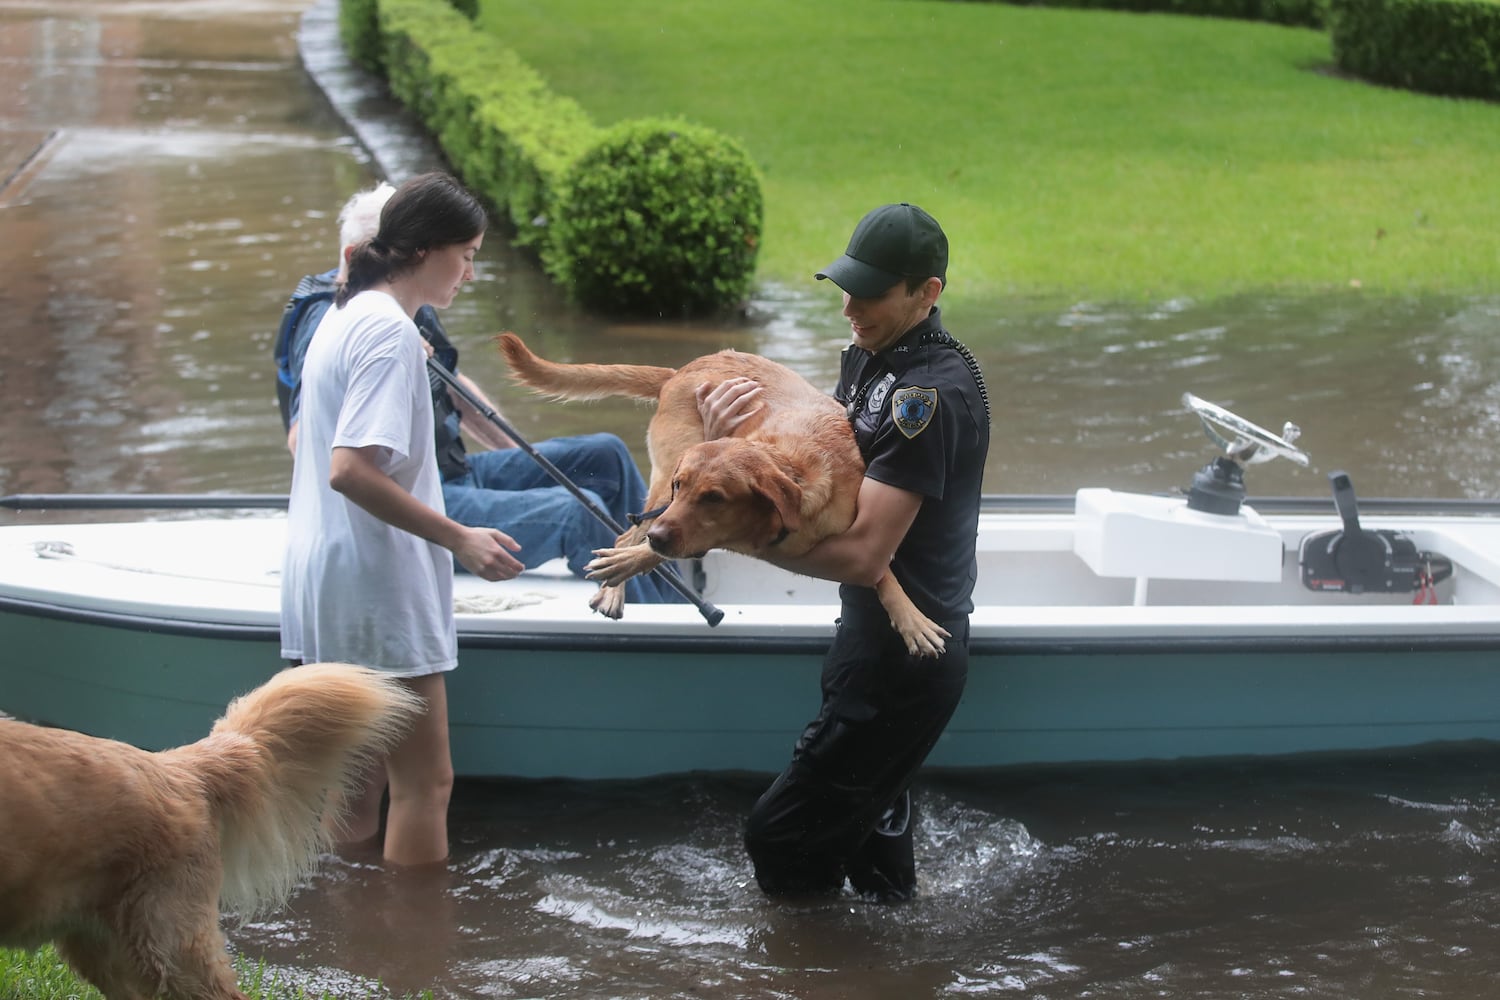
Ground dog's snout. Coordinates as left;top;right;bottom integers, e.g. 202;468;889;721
646;521;674;554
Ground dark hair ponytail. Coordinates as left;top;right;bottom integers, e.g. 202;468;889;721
336;172;488;307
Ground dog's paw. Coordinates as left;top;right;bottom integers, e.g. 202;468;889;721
585;545;660;588
590;584;625;620
895;614;950;659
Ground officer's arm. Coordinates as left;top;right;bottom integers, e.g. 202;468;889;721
759;477;921;588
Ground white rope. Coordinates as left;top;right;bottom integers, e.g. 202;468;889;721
453;592;549;614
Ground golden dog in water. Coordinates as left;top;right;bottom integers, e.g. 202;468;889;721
496;332;946;656
0;663;422;1000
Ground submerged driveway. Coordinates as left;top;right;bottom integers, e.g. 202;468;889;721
0;0;364;497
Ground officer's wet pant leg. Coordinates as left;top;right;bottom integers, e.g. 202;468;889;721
745;608;967;900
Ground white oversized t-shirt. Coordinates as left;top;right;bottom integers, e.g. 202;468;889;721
279;290;457;676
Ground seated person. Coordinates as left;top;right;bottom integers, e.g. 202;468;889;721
274;182;680;604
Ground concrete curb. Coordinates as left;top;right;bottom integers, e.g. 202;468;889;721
295;0;445;183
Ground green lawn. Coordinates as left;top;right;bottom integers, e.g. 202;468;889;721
0;947;382;1000
475;0;1500;304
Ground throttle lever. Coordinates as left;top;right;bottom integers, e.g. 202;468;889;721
1329;471;1361;534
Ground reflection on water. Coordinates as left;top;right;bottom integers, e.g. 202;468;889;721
233;774;1048;999
969;292;1500;499
488;287;1500;503
232;750;1500;999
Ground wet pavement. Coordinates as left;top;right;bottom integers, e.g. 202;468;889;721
0;0;589;503
1;0;360;493
0;0;439;178
4;0;337;148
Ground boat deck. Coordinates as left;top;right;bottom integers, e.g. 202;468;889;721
4;504;1500;776
5;509;1500;635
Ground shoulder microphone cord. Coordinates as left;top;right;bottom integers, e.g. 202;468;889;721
921;330;991;426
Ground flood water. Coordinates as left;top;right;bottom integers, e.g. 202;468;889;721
4;1;1500;997
230;749;1500;999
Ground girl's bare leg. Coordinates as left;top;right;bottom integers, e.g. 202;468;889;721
381;672;454;866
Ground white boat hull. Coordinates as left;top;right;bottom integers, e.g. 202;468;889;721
3;495;1499;778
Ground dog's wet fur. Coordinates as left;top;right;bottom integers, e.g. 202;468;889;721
496;332;946;655
0;663;423;999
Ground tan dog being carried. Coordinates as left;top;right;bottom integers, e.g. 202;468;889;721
496;332;947;656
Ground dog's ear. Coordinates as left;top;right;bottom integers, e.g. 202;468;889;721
754;468;803;537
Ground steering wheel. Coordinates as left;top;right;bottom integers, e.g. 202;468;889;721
1182;392;1310;468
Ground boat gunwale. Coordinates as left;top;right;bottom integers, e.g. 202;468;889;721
7;492;1500;516
5;594;1499;656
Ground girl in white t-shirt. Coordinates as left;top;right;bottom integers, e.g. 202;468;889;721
281;172;523;867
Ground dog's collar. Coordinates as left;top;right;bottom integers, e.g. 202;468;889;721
634;504;788;546
629;504;668;526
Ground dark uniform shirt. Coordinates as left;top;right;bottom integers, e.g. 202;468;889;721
833;305;990;620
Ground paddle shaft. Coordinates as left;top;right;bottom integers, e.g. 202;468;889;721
427;358;723;626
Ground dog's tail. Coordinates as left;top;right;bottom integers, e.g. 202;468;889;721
497;331;676;402
168;663;423;916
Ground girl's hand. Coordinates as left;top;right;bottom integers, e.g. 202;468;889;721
453;526;524;580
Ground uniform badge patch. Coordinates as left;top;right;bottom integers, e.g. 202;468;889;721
866;373;895;415
892;386;938;439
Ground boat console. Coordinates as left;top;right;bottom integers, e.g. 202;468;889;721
1073;393;1456;603
1073;487;1284;585
1073;393;1306;595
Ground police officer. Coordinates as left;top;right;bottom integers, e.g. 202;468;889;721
699;202;990;899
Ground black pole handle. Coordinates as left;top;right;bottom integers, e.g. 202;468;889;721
427;358;723;626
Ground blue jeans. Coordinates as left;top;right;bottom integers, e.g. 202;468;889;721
441;433;682;604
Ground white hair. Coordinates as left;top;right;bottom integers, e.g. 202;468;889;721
337;181;397;251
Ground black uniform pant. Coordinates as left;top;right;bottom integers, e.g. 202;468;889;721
744;600;968;900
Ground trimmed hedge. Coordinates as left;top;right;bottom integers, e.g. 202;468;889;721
548;120;763;317
364;0;596;251
337;0;763;315
1329;0;1500;100
959;0;1327;28
338;0;382;73
970;0;1500;101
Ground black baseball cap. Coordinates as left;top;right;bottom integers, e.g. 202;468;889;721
815;202;948;298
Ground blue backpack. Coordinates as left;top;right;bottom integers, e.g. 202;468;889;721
273;271;338;431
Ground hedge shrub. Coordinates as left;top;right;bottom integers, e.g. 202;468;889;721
960;0;1327;28
342;0;763;316
547;119;764;316
372;0;597;251
338;0;382;73
1328;0;1500;100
